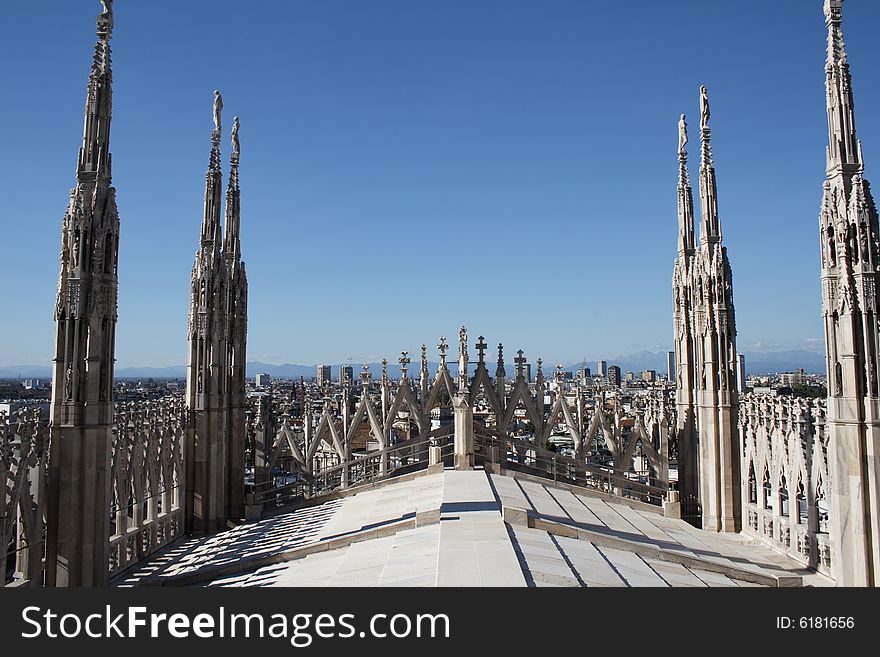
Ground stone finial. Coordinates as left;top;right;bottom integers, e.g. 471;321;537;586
382;357;388;385
536;358;544;385
97;0;114;37
420;345;429;379
476;336;487;363
438;337;448;367
458;325;468;388
515;349;526;379
400;350;410;379
555;363;564;382
496;342;506;378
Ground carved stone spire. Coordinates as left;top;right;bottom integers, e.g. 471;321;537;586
673;84;740;534
458;325;468;390
224;116;241;260
420;344;429;397
677;113;695;257
185;92;248;535
78;0;114;179
824;0;862;175
698;86;721;246
47;0;121;587
496;342;506;378
201;91;223;250
819;0;880;587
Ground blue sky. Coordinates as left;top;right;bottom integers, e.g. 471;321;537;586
1;0;878;368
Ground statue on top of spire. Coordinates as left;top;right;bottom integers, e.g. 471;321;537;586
699;85;710;131
231;116;240;159
213;90;223;134
678;113;688;157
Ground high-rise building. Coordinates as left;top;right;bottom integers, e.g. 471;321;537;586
339;364;354;385
607;365;621;387
576;367;591;381
185;90;248;534
819;0;880;586
736;354;746;394
642;370;656;383
317;364;332;386
46;2;120;586
667;351;676;381
255;373;271;388
597;360;608;377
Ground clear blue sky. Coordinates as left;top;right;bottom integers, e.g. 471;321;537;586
2;0;879;368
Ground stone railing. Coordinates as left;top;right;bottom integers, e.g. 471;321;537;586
740;394;832;577
1;409;49;587
108;398;186;579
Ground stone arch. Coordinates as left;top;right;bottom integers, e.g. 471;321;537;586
815;474;829;533
747;459;757;504
778;472;789;519
795;476;808;525
762;464;773;511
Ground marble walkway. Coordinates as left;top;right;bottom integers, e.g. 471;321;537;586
112;467;833;588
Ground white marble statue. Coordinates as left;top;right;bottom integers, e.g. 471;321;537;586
699;85;710;130
678;113;688;156
213;90;223;133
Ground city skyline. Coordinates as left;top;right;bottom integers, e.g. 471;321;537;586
2;0;879;368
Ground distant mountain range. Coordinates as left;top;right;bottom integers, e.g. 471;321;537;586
0;349;827;380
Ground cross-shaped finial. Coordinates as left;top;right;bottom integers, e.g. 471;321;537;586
438;337;448;364
476;336;487;362
360;365;371;386
515;349;526;378
400;350;410;378
497;342;506;378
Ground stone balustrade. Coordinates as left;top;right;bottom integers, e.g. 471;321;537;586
739;393;831;577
